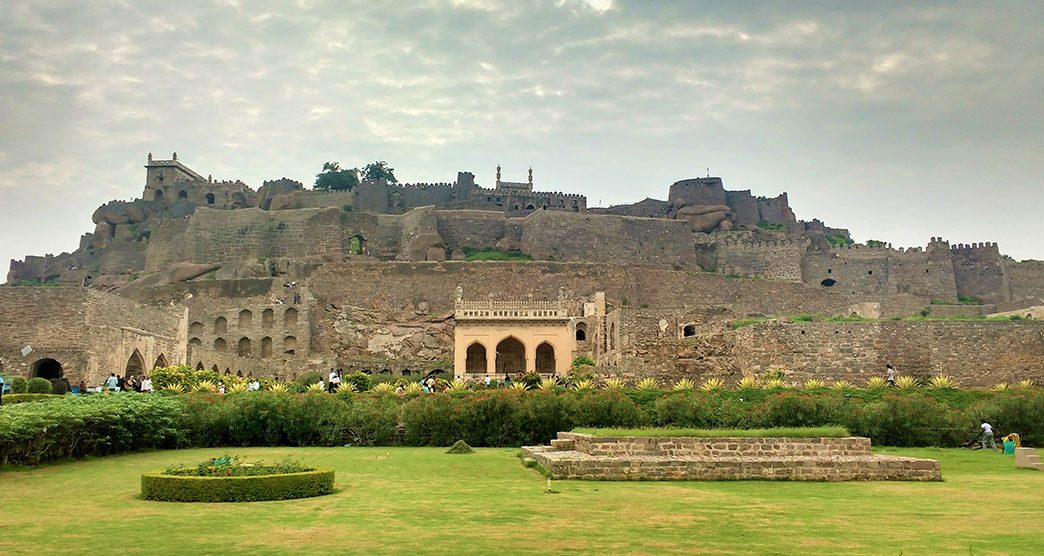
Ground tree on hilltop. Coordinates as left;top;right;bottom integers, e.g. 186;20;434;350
314;162;360;191
362;160;398;183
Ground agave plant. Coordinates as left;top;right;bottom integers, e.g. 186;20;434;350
700;378;726;391
602;377;626;390
831;380;855;390
403;382;423;395
736;375;760;390
195;380;217;393
336;382;359;393
508;381;529;391
762;378;786;389
446;379;470;392
672;378;697;391
163;382;186;393
267;382;290;393
991;382;1009;392
927;375;959;389
803;378;826;390
306;381;327;393
538;377;559;391
895;375;919;389
1016;379;1036;389
865;376;888;389
370;382;396;395
226;382;248;394
635;377;660;391
572;379;594;391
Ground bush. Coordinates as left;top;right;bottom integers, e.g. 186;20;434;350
342;372;373;392
140;468;335;502
26;378;53;394
8;376;28;393
1;393;63;405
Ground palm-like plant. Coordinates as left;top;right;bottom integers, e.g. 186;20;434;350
736;375;760;390
226;382;248;394
865;376;887;389
762;378;786;389
700;378;726;391
267;382;290;393
538;377;559;391
1016;379;1036;389
831;380;855;390
370;382;396;395
803;378;826;390
447;379;470;392
672;378;697;391
306;381;327;393
572;379;594;391
992;382;1009;392
927;375;959;389
895;376;919;389
602;378;626;390
195;380;217;393
508;381;528;391
635;377;659;391
163;383;186;393
403;382;423;395
336;382;359;393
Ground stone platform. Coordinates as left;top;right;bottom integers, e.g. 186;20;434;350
521;432;941;481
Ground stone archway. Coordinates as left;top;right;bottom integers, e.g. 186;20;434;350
536;342;555;374
465;342;487;374
125;350;146;378
575;322;587;341
154;354;168;368
495;337;526;374
31;358;64;379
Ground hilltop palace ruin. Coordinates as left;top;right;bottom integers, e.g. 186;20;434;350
2;153;1042;386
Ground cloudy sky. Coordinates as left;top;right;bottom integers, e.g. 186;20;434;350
2;0;1042;272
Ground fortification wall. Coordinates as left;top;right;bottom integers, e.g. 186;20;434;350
668;178;726;207
517;211;696;267
724;190;759;226
1008;260;1044;302
184;301;314;378
717;239;805;281
731;320;1044;386
950;242;1010;304
84;290;186;383
800;241;958;300
267;190;355;211
96;241;148;274
435;210;507;251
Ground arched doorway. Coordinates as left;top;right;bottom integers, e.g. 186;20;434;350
196;361;205;371
125;350;146;377
205;192;215;205
177;190;188;200
154;354;168;368
495;337;526;374
465;342;487;374
31;358;63;379
536;342;555;374
575;322;587;341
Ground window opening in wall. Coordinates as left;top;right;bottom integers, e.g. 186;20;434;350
261;308;274;329
189;337;202;348
868;270;873;275
526;204;535;210
154;190;164;200
682;324;696;337
820;278;837;287
214;338;227;351
214;316;227;334
205;192;216;205
177;190;188;200
827;269;832;274
237;337;251;357
284;307;298;327
239;309;253;329
575;322;587;341
283;335;297;354
465;342;487;374
261;336;272;358
189;321;204;335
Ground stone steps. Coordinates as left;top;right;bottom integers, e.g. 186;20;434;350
549;438;575;451
1014;447;1042;470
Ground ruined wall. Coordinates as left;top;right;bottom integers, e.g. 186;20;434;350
85;290;186;383
717;239;805;281
1008;260;1044;302
517;211;697;267
950;243;1010;304
732;320;1044;386
724;190;759;226
668;178;727;207
801;239;958;300
435;210;507;251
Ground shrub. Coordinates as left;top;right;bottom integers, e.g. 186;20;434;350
832;380;855;390
140;468;335;502
26;377;53;394
1;393;63;405
49;378;70;395
865;376;887;389
8;376;28;393
602;378;625;390
672;378;696;391
928;375;959;389
369;382;396;395
342;372;372;392
538;377;559;391
294;371;324;388
762;378;786;389
736;375;760;390
635;377;659;391
572;379;594;391
895;376;919;389
700;378;726;391
802;379;826;390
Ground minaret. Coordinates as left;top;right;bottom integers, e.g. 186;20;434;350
528;167;533;186
496;164;501;186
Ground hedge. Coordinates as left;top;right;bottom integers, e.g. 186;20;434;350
141;468;335;502
0;394;64;405
26;378;52;394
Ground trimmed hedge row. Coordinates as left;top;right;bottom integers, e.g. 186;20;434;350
141;468;335;502
1;394;64;405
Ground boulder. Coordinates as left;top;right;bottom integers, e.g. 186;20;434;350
677;204;731;217
495;237;521;252
682;210;729;233
91;274;131;292
425;247;447;262
450;249;466;261
114;262;220;294
124;203;148;224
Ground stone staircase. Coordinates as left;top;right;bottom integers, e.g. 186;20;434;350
1015;447;1044;470
522;432;941;482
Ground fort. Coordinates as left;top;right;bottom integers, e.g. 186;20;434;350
3;153;1042;386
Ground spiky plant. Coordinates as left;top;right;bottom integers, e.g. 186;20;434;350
992;382;1009;392
635;377;659;391
803;378;826;390
672;378;697;391
370;382;396;395
865;376;887;389
403;382;423;395
538;377;559;391
572;379;594;391
895;375;919;389
927;375;959;389
763;378;786;389
1016;379;1036;389
447;379;470;392
195;380;217;393
602;377;626;390
831;380;855;390
163;382;186;393
267;382;290;393
226;382;248;394
736;375;760;390
700;378;726;391
508;381;528;391
306;381;327;393
336;382;359;393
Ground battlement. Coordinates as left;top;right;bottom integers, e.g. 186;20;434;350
951;242;1000;253
720;238;808;249
455;298;571;320
395;181;456;190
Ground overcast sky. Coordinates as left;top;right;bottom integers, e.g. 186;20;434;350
2;0;1042;272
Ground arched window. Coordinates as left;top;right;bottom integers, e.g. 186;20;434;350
31;358;63;379
177;190;188;200
284;336;297;354
154;354;168;368
188;337;202;348
237;337;251;357
205;192;216;205
239;309;253;329
284;307;298;327
196;361;205;371
125;349;146;377
609;323;616;350
189;321;204;335
683;324;696;337
214;316;227;334
214;338;227;351
261;337;273;358
261;308;274;329
536;342;555;374
575;322;587;342
495;337;525;374
525;204;535;210
154;190;164;201
465;342;487;374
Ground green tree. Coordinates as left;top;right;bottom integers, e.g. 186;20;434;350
314;162;360;191
361;160;398;183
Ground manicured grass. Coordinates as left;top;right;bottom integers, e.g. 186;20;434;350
1;447;1042;554
571;426;851;438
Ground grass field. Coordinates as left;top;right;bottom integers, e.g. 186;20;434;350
0;447;1041;554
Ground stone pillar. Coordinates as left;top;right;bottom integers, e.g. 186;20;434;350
486;347;496;376
526;342;537;374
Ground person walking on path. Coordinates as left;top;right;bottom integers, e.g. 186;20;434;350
980;420;997;451
885;364;897;387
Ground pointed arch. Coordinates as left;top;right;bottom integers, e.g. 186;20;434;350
495;336;526;374
205;192;216;205
575;322;587;342
125;349;146;377
465;341;487;374
535;342;556;374
213;337;227;351
196;361;205;371
154;354;168;369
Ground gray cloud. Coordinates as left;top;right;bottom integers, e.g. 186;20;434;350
1;0;1042;268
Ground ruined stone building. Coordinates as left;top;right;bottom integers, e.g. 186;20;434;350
3;153;1042;386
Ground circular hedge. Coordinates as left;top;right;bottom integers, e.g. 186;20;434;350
141;468;335;502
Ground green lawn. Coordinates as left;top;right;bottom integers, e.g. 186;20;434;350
0;447;1041;554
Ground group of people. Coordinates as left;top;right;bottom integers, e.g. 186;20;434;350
98;373;153;393
278;281;301;305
